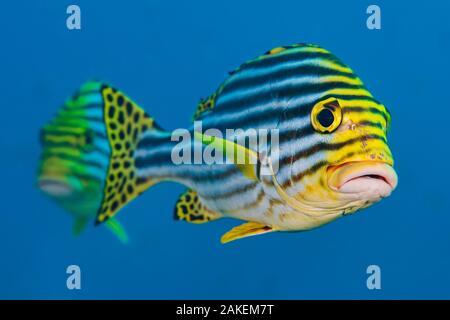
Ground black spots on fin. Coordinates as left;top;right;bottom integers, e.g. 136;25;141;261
126;102;133;116
111;201;119;212
173;189;222;224
108;106;116;118
117;95;124;107
95;85;157;224
133;112;140;123
118;111;125;125
192;92;217;120
127;184;134;194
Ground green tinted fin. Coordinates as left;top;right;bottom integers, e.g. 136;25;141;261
105;218;129;243
72;217;89;236
174;189;222;224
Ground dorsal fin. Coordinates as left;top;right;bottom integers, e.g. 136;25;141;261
192;92;218;120
174;189;222;224
192;44;326;120
241;44;327;68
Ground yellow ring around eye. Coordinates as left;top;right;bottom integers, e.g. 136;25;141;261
310;97;342;133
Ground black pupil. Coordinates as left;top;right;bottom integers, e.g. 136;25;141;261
317;108;334;128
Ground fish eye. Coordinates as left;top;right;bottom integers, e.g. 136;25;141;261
311;98;342;133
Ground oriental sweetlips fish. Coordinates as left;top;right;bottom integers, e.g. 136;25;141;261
37;43;397;243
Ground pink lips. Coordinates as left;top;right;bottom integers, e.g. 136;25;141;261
327;161;398;198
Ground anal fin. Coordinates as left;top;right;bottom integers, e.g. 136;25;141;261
174;189;222;224
221;222;275;244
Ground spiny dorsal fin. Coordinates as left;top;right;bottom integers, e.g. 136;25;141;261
245;43;328;66
263;43;322;56
96;85;159;224
192;92;218;120
264;46;288;55
174;189;222;224
192;44;326;119
221;222;275;244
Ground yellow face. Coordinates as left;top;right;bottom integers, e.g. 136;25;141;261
290;95;397;216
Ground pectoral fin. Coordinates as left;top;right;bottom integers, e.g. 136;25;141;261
194;131;259;181
221;222;275;244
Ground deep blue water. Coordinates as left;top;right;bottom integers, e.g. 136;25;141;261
1;0;450;299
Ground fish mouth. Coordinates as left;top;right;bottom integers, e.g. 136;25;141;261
38;176;74;197
327;161;398;198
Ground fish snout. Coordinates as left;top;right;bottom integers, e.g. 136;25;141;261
327;161;397;199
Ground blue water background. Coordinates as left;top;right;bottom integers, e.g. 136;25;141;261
1;0;449;299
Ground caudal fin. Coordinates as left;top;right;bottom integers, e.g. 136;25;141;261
40;81;166;226
94;83;165;224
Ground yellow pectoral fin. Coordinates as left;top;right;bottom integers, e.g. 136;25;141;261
221;222;275;244
193;131;259;181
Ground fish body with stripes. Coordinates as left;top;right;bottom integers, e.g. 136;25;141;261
37;43;397;243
